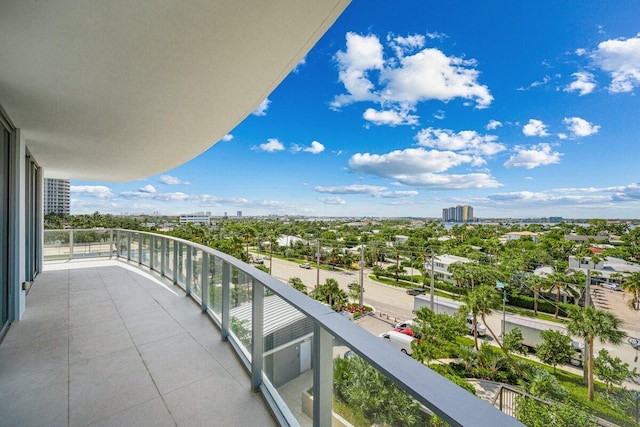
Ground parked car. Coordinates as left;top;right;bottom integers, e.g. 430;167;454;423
379;330;415;355
466;314;487;337
347;282;359;289
601;282;622;291
406;288;426;296
393;327;414;337
299;263;311;269
394;320;415;330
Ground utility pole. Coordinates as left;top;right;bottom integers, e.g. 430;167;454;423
429;249;435;311
359;244;364;308
583;268;591;385
316;240;320;289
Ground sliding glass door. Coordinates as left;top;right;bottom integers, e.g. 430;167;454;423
0;124;9;331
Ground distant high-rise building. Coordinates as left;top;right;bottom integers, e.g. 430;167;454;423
44;178;70;216
237;211;242;217
549;216;563;223
442;204;474;222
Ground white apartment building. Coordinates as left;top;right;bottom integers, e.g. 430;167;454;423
43;178;70;216
433;254;472;283
179;211;211;225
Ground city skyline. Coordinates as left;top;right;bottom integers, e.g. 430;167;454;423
69;1;640;219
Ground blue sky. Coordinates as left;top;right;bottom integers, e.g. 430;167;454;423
71;1;640;219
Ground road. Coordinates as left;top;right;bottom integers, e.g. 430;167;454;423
267;256;640;384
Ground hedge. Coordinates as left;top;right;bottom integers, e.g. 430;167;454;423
507;294;574;316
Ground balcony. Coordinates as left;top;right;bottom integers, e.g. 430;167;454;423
0;229;522;426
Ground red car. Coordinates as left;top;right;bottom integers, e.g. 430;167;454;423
393;327;414;337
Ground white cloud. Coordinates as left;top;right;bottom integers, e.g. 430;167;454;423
291;141;326;154
425;31;448;41
415;127;506;157
392;172;501;189
362;108;419;126
252;98;271;116
503;143;562;169
71;185;114;199
292;57;306;73
517;76;551;91
592;33;640;93
486;120;502;130
433;110;445;120
314;184;387;195
313;184;418;199
318;196;346;205
486;184;640;207
331;32;493;117
557;133;568;140
221;134;234;142
563;117;600;137
139;184;156;193
576;48;587;56
564;72;596;96
159;175;189;185
348;148;500;189
254;138;285;152
378;190;419;198
120;191;190;201
522;119;549;137
349;147;472;175
304;141;325;154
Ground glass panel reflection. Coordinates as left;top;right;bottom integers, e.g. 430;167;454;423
43;230;70;260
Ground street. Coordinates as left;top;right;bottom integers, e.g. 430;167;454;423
267;256;640;385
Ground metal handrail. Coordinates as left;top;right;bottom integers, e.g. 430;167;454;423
44;228;524;427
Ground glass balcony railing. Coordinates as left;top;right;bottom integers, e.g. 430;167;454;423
43;229;523;427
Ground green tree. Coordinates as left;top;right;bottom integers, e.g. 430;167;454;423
463;285;524;375
593;349;638;392
411;307;466;366
622;272;640;310
502;327;526;355
287;277;307;295
515;397;596;427
536;330;574;373
566;306;627;401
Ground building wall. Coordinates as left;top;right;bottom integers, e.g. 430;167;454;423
0;111;42;335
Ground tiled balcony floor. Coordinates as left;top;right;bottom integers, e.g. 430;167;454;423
0;259;277;427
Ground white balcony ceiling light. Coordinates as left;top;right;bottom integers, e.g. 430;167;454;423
0;0;350;181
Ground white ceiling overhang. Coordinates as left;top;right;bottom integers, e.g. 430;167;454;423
0;0;350;181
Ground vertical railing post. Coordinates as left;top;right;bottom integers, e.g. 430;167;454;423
313;324;333;427
186;246;192;296
201;252;209;312
251;279;264;391
138;233;143;265
69;229;74;259
161;238;166;277
149;236;154;270
221;261;231;340
173;242;179;284
109;229;114;258
127;231;131;261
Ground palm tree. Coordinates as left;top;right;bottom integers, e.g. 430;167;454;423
462;285;524;375
566;306;626;401
622;272;640;310
525;274;546;315
547;268;580;318
288;277;307;295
